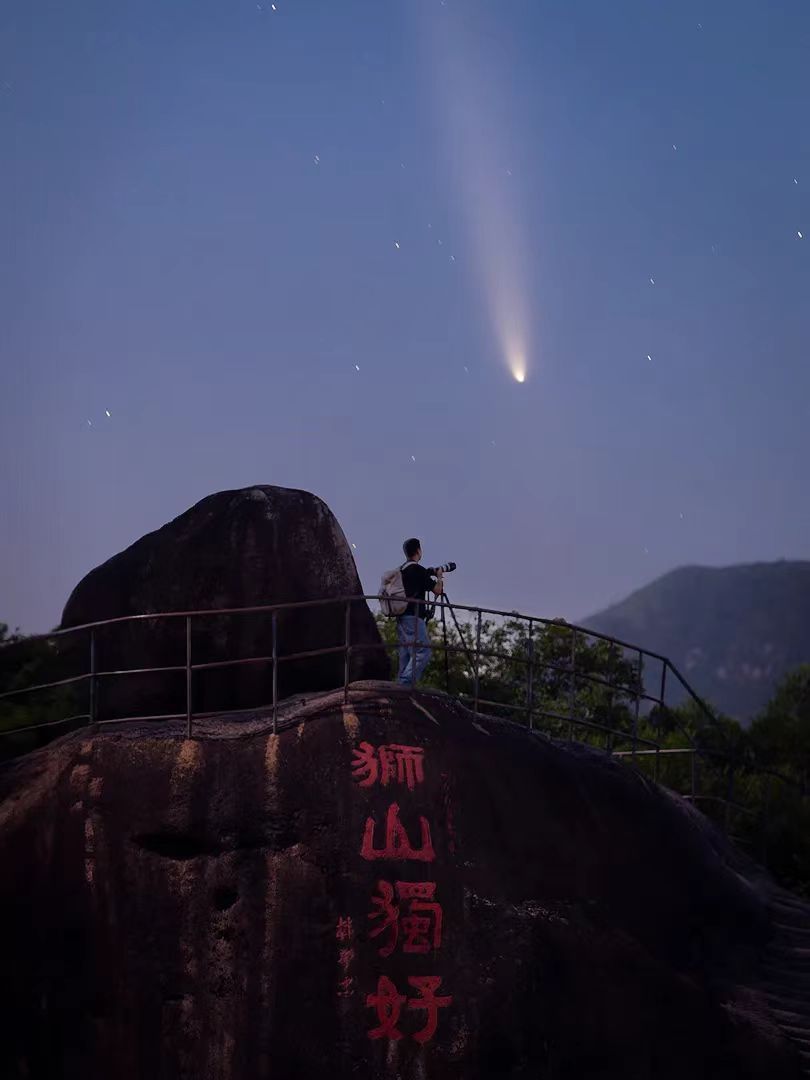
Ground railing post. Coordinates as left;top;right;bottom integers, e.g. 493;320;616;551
89;629;97;725
526;619;534;730
272;611;278;734
473;610;482;713
344;599;352;704
725;754;735;833
659;662;667;711
761;774;772;866
441;596;450;693
632;650;643;759
690;746;698;802
407;600;418;688
654;745;660;784
568;628;577;741
185;616;193;739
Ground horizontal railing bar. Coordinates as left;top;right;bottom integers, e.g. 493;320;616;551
96;664;187;678
0;672;91;700
0;713;90;737
96;712;187;726
615;748;695;758
276;644;347;665
682;794;759;816
351;641;652;702
191;655;274;673
191;644;348;673
0;645;654;708
10;594;677;670
455;694;661;749
186;638;656;709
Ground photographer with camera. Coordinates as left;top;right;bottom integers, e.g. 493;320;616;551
395;538;453;687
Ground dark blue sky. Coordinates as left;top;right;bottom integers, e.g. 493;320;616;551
2;0;808;633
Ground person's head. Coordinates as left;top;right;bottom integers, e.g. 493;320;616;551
403;537;421;562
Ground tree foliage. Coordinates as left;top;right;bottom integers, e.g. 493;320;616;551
0;623;79;760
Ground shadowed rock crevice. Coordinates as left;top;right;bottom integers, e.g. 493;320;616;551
131;831;218;860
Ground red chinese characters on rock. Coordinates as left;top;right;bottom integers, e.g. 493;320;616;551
352;742;425;791
336;916;353;944
350;739;452;1044
335;916;355;999
360;803;435;862
367;881;443;957
366;975;452;1044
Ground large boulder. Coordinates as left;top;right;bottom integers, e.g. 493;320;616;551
59;486;389;719
0;686;805;1079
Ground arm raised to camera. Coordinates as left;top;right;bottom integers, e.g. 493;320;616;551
431;567;444;595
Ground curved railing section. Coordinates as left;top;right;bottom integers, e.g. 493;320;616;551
0;593;804;865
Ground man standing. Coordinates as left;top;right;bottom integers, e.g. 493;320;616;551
397;538;443;687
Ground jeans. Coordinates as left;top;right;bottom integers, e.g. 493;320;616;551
396;616;431;686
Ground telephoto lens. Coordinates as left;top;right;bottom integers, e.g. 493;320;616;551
435;561;457;573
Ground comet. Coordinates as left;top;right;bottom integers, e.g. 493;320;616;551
418;9;534;384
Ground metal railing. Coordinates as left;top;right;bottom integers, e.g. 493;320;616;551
0;593;804;863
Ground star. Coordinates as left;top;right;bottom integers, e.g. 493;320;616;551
449;254;455;263
649;277;655;285
105;409;111;418
647;354;653;361
314;154;320;165
87;419;92;427
799;231;804;239
355;364;360;371
411;455;416;462
394;241;400;249
672;144;678;151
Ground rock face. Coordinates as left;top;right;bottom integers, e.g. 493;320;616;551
59;486;389;719
0;686;805;1080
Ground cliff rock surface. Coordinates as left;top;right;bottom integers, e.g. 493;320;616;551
0;686;804;1079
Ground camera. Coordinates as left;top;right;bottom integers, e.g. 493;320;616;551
433;562;457;574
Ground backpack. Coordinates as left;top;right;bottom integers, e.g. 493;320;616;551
379;562;410;617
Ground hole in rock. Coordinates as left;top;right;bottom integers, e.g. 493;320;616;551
213;886;239;911
131;832;211;861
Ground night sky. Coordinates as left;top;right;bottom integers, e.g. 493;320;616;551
2;0;808;634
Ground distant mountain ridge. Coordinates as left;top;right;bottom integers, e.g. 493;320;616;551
585;560;810;722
